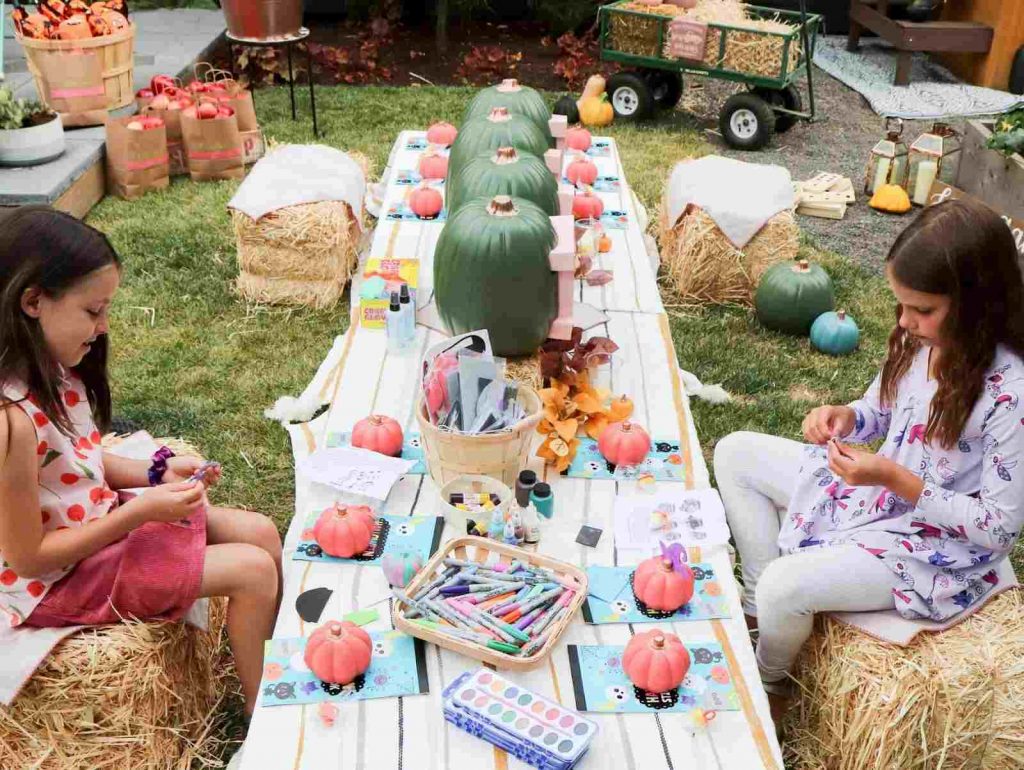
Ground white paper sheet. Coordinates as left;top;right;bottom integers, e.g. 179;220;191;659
613;487;730;551
297;447;415;502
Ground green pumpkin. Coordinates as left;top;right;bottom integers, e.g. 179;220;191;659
810;310;860;356
434;195;557;356
449;108;550;182
463;79;552;144
755;259;835;335
447;146;559;217
552;94;580;126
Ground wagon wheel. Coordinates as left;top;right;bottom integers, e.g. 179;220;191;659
644;70;683;110
753;85;803;133
719;92;775;151
607;71;655;122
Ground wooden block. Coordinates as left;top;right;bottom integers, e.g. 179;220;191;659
797;202;847;220
802;172;844;193
800;190;852;205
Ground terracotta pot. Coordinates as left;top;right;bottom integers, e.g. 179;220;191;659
221;0;302;41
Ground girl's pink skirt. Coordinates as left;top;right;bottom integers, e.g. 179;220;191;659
24;510;207;628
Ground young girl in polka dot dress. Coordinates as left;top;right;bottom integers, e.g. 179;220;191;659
0;206;281;716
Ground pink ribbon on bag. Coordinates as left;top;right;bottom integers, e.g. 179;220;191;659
122;155;169;171
188;147;242;161
50;85;106;98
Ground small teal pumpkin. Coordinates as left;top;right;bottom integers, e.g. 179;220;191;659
810;309;860;356
381;551;424;588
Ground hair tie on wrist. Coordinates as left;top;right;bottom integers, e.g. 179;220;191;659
148;446;175;486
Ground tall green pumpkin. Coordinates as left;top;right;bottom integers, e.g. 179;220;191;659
463;79;552;144
447;146;559;217
448;107;550;181
434;195;557;356
755;259;835;335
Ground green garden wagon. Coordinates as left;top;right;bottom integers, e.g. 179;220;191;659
598;1;822;150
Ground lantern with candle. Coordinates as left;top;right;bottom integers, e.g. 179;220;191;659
906;123;962;207
863;117;908;196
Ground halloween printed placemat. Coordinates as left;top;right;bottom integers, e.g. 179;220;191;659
584;140;612;158
293;513;444;566
385;201;447;223
327;431;427;475
562;175;621;193
567;643;739;713
394;170;446;187
564;437;688;482
405;137;451;155
260;630;429;707
582;564;730;623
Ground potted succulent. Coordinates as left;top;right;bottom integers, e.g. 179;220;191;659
0;87;65;167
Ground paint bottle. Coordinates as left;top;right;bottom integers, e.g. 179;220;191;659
510;508;525;544
530;482;553;519
515;469;537;508
398;282;416;344
487;507;506;541
523;502;541;544
386;291;403;352
502;520;518;546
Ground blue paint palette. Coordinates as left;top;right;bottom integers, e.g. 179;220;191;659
443;669;598;770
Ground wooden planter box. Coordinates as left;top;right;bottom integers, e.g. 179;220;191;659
957;119;1024;222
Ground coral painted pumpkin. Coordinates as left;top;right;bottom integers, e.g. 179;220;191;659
572;187;604;220
623;630;690;694
447;146;559;216
409;183;444;220
566;156;598;188
351;414;404;457
598;420;650;466
418;148;449;180
304;620;373;685
633;555;694;612
565;126;592;152
426;121;458;147
313;504;377;558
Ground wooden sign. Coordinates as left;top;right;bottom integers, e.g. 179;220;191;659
927;181;1024;262
666;19;708;62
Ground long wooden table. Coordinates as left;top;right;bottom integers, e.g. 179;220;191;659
239;133;783;770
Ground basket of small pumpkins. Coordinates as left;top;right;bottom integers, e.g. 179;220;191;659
12;0;136;111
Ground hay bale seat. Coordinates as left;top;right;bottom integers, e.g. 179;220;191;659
658;204;799;306
785;588;1024;769
0;436;231;770
233;200;361;310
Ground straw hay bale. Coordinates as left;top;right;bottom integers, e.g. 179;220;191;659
659;203;798;306
786;589;1024;770
233;200;361;310
0;435;231;770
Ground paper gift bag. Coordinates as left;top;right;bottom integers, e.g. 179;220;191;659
181;111;244;182
36;49;108;128
105;116;170;200
222;85;258;133
143;104;185;143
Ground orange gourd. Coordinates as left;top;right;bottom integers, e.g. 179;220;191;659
608;394;634;421
304;620;373;684
313;504;377;558
579;94;613;128
623;630;690;693
868;183;911;214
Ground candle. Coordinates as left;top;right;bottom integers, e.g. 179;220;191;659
871;157;891;194
913;160;938;206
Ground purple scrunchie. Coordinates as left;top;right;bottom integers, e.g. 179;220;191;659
148;446;175;486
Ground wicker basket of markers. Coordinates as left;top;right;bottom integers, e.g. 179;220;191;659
393;537;588;671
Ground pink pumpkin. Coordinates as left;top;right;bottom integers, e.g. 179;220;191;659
566;156;598;188
418;148;449;180
426;121;458;147
598;420;650;467
633;554;694;612
351;414;404;457
623;630;690;693
410;184;444;219
304;620;373;685
313;504;377;558
565;126;592;152
572;187;604;220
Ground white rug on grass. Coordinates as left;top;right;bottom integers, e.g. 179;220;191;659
813;35;1023;119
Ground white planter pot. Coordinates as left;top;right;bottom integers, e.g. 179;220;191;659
0;113;65;167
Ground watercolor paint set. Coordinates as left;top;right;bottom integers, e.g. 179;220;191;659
442;669;598;770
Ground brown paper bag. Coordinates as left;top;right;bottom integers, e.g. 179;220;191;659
105;116;170;200
143;104;185;143
36;49;108;128
222;85;258;133
167;140;188;177
181;111;244;182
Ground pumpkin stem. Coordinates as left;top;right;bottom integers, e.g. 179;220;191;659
369;415;383;425
660;558;675;572
488;195;518;217
794;259;810;272
488;106;511;122
493;146;519;165
329;624;344;638
652;635;665;650
837;310;846;321
498;78;521;92
621;420;633;432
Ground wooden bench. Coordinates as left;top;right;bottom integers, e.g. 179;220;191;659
847;0;994;86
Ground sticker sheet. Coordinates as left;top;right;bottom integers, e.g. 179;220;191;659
582;564;730;623
260;631;429;707
568;643;740;713
293;513;444;566
564;437;688;482
327;431;427;474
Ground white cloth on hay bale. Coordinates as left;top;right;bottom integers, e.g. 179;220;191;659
227;144;367;228
665;155;795;248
